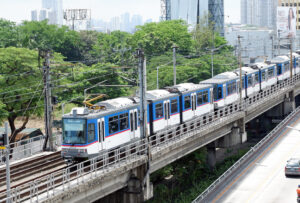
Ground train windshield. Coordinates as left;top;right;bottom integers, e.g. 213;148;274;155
63;119;86;144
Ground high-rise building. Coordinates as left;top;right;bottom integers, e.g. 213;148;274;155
167;0;224;35
41;0;63;25
121;13;131;32
39;9;48;21
278;0;300;29
241;0;277;29
131;15;143;32
110;16;121;31
31;10;38;21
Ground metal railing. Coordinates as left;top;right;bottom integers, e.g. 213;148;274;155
2;74;300;202
192;105;300;203
0;133;62;165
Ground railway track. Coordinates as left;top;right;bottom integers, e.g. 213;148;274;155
0;151;66;201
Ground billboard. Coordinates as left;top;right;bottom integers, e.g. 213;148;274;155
277;7;296;38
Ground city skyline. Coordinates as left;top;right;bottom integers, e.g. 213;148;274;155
0;0;240;24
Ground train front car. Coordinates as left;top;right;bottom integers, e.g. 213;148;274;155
271;56;290;82
166;83;213;123
61;97;140;163
292;53;300;75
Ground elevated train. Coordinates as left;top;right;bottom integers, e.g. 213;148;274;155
61;53;300;162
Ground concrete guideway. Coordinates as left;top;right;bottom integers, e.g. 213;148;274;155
197;107;300;203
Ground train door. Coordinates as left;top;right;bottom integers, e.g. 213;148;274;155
129;109;138;139
191;93;197;117
163;100;170;127
97;118;105;151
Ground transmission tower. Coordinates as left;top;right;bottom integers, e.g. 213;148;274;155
209;0;224;36
160;0;171;21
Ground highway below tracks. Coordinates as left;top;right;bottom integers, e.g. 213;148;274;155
203;111;300;203
0;151;66;200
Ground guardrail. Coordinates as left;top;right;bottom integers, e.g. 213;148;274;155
192;105;300;203
2;73;300;202
0;133;62;165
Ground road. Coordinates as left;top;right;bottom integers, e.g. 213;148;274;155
211;117;300;203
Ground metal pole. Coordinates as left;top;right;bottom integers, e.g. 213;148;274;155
136;48;151;198
172;45;177;86
43;51;54;151
5;122;11;203
290;38;293;79
238;35;243;105
271;36;274;58
211;29;215;78
156;66;159;89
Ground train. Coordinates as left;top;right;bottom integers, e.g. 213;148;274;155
61;52;300;162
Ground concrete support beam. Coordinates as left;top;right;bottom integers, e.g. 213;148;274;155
207;142;216;170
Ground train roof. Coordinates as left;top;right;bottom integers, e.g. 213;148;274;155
271;55;290;63
165;83;212;94
234;67;257;75
146;89;177;101
200;76;239;85
63;97;139;119
250;63;272;70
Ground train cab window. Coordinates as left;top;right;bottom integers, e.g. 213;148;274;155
197;92;203;105
171;99;178;114
88;123;95;143
120;113;129;131
109;116;119;134
155;103;163;119
184;96;191;109
203;90;208;103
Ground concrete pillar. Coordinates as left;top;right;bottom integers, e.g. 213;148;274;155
207;142;216;170
283;91;295;115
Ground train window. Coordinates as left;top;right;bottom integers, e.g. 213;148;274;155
248;76;253;87
120;113;129;131
285;63;289;72
109;115;119;134
155;103;163;119
218;86;222;99
268;68;273;78
134;111;138;130
197;92;203;105
171;99;178;114
88;123;95;143
242;78;245;89
203;91;208;103
130;113;133;131
254;74;259;84
277;65;282;75
262;71;266;81
184;96;191;109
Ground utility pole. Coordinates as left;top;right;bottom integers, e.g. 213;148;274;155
156;66;159;89
290;38;293;79
172;45;178;86
271;35;274;58
42;51;54;151
4;122;11;203
211;27;215;78
238;35;243;105
136;48;151;199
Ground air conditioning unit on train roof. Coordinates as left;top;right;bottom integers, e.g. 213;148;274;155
70;107;89;116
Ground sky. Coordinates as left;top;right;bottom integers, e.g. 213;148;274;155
0;0;240;24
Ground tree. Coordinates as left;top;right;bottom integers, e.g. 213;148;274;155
0;47;43;143
0;19;19;48
131;20;192;57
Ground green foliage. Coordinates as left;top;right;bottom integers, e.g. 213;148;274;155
0;19;19;48
131;20;192;56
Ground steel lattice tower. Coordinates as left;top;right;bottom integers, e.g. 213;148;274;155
160;0;171;21
209;0;224;36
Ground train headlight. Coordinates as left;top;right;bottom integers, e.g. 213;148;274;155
78;149;87;154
